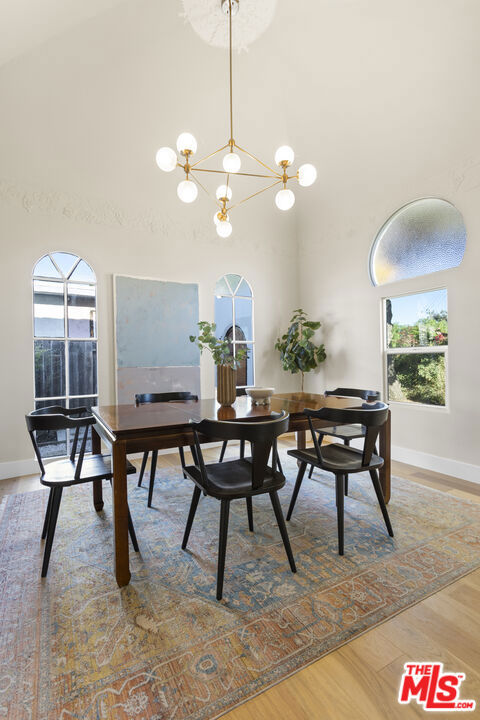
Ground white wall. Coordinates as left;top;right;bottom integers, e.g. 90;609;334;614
0;0;299;474
1;0;479;481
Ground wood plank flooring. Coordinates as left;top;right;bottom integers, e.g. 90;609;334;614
1;436;479;720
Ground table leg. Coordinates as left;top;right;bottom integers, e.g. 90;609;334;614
91;425;104;511
379;409;391;504
112;440;131;587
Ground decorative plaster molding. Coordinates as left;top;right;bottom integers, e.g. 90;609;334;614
0;178;172;235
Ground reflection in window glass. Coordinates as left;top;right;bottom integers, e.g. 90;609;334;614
34;340;66;398
386;288;448;348
370;198;466;286
33;253;98;457
214;274;254;390
68;284;96;338
384;288;448;407
69;341;97;396
34;280;64;338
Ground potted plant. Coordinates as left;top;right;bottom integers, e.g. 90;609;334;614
275;308;326;392
190;321;247;406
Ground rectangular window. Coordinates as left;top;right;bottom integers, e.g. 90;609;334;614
384;288;447;407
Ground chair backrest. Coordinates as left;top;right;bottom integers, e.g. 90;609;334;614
325;387;381;402
26;406;95;478
135;391;198;405
191;411;290;491
304;402;389;467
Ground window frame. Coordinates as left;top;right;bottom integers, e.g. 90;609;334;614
214;273;255;391
381;286;449;410
32;252;99;456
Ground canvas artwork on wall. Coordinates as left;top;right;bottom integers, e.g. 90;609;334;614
114;275;200;404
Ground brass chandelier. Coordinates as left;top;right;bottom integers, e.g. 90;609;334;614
155;0;317;238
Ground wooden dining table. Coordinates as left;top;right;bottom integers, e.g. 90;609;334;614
91;392;391;587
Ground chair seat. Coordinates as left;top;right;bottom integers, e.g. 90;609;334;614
319;423;366;440
184;458;285;499
40;454;137;487
287;443;383;474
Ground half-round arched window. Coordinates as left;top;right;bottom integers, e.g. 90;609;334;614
214;274;254;391
370;198;466;286
33;252;97;456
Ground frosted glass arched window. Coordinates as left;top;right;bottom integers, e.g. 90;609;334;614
370;198;466;286
33;252;97;456
214;274;254;390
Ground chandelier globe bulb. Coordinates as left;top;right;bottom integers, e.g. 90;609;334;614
216;220;233;238
177;180;198;203
155;147;177;172
274;145;295;167
216;184;233;201
298;163;317;187
275;188;295;211
176;132;198;156
223;152;241;173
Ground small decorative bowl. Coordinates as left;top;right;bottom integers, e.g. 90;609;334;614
245;387;275;405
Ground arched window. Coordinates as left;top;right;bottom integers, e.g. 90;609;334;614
214;274;254;391
370;198;466;286
33;252;97;456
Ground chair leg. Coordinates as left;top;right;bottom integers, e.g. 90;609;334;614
178;446;187;479
217;499;230;601
138;452;148;488
41;488;54;540
246;496;254;532
147;450;158;508
41;487;63;577
335;474;345;555
269;490;297;572
239;440;245;459
369;469;394;537
127;505;139;551
344;439;350;496
308;464;314;479
219;440;228;462
286;462;307;521
182;486;202;550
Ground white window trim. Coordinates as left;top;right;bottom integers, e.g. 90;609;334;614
32;252;99;456
215;274;255;389
381;288;449;410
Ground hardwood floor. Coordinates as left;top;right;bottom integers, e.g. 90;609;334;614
1;437;479;719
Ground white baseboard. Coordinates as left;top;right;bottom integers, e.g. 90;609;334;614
391;444;480;485
0;441;233;481
2;442;478;485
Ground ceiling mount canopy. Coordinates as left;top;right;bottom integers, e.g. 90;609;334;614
156;0;317;238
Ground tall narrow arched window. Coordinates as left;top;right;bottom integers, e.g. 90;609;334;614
33;252;98;456
214;274;254;392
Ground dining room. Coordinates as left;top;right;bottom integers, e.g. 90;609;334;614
1;1;480;718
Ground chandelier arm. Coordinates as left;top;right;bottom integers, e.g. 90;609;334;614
234;142;282;177
228;179;283;211
193;167;279;179
190;143;230;169
189;170;222;207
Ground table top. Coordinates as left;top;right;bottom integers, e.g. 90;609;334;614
92;392;363;438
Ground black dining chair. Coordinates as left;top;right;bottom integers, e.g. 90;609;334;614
26;406;139;577
286;402;393;555
135;392;198;507
182;411;296;600
307;388;382;496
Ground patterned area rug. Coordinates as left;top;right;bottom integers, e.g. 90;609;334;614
1;455;480;720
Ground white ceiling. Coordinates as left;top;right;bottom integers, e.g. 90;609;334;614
0;0;125;66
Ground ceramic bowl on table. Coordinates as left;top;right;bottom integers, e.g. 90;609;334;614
245;387;275;405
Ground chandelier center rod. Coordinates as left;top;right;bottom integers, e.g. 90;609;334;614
229;0;234;146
